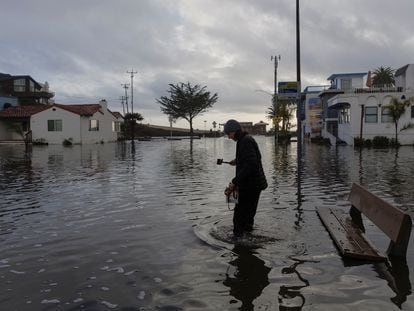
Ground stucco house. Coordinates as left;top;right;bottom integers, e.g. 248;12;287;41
317;66;414;145
0;100;123;144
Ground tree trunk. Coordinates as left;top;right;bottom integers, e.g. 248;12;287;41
189;118;193;137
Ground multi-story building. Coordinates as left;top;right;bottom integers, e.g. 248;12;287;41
0;73;54;106
315;66;414;145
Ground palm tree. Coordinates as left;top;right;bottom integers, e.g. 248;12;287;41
266;95;294;142
372;66;395;87
386;96;412;144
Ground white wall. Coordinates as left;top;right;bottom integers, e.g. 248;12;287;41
31;106;81;144
328;91;414;145
349;93;414;145
80;102;118;144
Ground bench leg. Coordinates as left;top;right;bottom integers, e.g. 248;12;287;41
387;216;412;257
350;206;365;232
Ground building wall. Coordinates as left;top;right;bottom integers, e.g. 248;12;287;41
80;103;118;144
0;121;24;140
333;92;414;145
31;107;81;144
0;96;18;110
304;93;323;136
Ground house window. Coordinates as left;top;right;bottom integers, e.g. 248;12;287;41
13;79;26;92
365;107;378;123
48;120;62;131
339;106;350;124
381;107;393;123
112;121;121;132
411;106;414;118
89;120;99;131
29;80;35;92
341;79;352;90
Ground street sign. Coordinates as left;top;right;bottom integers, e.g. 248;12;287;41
278;81;299;100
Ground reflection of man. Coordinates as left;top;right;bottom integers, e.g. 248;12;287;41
223;245;271;310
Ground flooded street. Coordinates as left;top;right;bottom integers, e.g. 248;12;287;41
0;137;413;310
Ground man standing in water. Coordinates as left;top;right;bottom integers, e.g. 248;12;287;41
224;119;267;238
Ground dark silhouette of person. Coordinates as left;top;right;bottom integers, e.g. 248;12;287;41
223;244;271;310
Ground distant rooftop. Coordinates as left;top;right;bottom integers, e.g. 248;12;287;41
327;72;367;81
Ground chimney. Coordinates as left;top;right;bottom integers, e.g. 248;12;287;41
99;99;108;111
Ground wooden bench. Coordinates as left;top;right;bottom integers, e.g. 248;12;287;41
317;183;412;261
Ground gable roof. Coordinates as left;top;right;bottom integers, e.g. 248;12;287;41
111;111;123;119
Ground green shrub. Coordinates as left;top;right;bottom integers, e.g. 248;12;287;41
372;136;389;147
354;137;364;147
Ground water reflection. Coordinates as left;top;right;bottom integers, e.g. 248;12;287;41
278;258;310;310
223;244;271;310
0;140;413;310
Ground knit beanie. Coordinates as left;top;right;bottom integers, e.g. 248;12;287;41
224;119;241;134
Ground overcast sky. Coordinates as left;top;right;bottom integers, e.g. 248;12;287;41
1;0;414;130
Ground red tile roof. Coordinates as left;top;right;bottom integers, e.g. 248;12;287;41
0;105;49;118
54;104;102;116
0;103;107;119
111;111;124;119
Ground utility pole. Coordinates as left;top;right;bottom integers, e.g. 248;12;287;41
121;83;129;114
296;0;302;148
271;54;281;142
296;0;303;223
120;96;126;115
127;69;138;114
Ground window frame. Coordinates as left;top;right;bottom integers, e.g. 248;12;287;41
112;121;121;132
338;106;350;124
89;119;99;131
365;106;378;123
381;106;393;123
13;79;26;92
47;119;63;132
341;78;352;90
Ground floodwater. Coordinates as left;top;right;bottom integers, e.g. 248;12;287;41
0;137;413;311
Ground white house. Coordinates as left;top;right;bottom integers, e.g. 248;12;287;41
0;100;123;144
318;67;414;145
31;100;123;144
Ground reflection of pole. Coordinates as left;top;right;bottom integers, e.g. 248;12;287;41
359;104;364;142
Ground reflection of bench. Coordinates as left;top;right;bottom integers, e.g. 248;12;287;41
317;183;412;261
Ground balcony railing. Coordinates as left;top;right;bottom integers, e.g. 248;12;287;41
344;86;404;94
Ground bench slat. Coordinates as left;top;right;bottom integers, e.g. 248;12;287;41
348;183;408;243
317;207;387;261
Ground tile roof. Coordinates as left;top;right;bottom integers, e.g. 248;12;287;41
0;105;49;118
111;111;124;119
0;103;104;119
54;104;102;116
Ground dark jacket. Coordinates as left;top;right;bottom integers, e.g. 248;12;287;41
232;132;267;191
